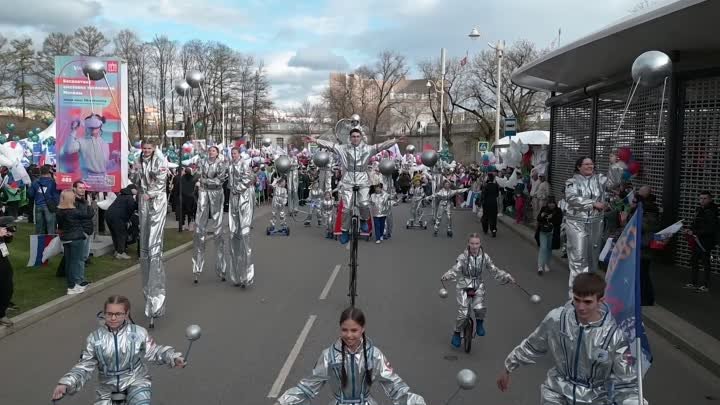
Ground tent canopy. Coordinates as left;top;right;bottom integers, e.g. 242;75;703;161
495;130;549;146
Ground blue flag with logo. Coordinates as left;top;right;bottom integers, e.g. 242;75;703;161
604;204;652;376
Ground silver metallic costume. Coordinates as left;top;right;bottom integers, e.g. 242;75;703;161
57;323;182;404
271;180;288;228
276;338;426;405
381;174;395;237
564;173;615;293
318;154;335;193
314;138;397;231
287;155;300;213
442;250;513;332
504;302;642;405
227;157;256;286
305;185;324;225
132;152;168;319
370;189;393;218
193;156;228;278
430;160;450;194
430;187;469;233
409;184;426;225
401;153;416;174
320;197;337;235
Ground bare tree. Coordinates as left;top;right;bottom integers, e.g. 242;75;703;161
322;69;375;124
368;51;408;142
10;38;35;119
72;26;109;56
248;62;273;144
291;100;324;137
458;40;548;138
36;32;74;114
391;101;426;136
113;30;148;138
0;35;16;106
149;35;176;140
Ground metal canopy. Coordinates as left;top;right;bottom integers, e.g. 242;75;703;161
511;0;720;92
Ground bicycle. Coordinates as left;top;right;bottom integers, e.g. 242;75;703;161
441;280;476;353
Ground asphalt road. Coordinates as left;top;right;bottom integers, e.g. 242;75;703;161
1;204;719;405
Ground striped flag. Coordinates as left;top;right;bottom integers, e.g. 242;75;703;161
27;234;60;267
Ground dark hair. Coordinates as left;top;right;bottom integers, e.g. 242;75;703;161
349;128;362;136
574;156;592;173
208;146;220;154
699;191;713;198
546;196;556;205
40;166;51;175
104;295;135;324
572;273;606;298
339;307;372;389
231;147;240;154
487;173;495;182
72;180;85;189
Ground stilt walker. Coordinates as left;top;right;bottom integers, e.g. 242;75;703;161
227;147;256;287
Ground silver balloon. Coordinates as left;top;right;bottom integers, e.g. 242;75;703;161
405;144;416;154
631;51;672;87
174;79;191;96
262;137;272;147
350;114;360;126
421;150;439;168
456;369;478;390
313;151;331;168
185;70;204;89
379;158;396;176
185;324;202;341
438;288;448;299
530;294;542;304
82;60;106;81
275;155;291;174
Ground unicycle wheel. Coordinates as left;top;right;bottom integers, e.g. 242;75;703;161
463;318;474;353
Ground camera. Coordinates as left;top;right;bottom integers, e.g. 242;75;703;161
0;216;17;243
4;225;16;233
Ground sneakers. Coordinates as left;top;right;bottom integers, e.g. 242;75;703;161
544;264;551;273
375;240;381;244
79;281;91;287
683;283;698;289
696;286;710;293
0;317;13;327
451;332;462;348
115;252;131;260
67;284;86;295
476;320;486;336
537;267;544;276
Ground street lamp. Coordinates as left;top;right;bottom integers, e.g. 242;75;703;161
425;48;446;151
468;27;504;146
222;103;227;146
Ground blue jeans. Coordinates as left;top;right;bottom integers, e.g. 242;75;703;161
373;217;386;241
63;239;86;288
538;231;553;268
34;205;56;235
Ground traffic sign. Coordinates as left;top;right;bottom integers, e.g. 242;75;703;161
477;141;489;152
166;130;185;138
503;117;517;138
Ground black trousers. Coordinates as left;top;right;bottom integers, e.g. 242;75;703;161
106;218;128;254
640;257;655;306
481;204;498;233
691;243;715;288
0;259;13;318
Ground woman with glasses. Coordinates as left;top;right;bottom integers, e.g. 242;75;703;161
51;295;185;404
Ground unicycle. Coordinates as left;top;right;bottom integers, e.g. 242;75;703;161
461;289;477;353
348;186;361;307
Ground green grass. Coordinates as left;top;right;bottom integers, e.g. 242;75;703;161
9;223;192;316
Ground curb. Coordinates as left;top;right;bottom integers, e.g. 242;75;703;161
497;215;720;378
0;241;193;341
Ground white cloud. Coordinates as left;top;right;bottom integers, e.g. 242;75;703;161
288;48;349;71
265;52;331;109
0;0;102;32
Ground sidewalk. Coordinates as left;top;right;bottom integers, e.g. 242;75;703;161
497;214;720;377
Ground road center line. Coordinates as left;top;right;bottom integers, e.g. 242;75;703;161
319;265;341;300
267;314;317;398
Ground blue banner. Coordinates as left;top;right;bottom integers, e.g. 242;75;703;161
605;204;652;376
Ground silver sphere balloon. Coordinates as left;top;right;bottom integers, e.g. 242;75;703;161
275;155;291;174
530;294;542;304
379;159;396;176
313;151;331;168
262;137;272;147
456;369;478;390
185;70;204;89
185;324;202;341
405;144;416;154
174;79;191;96
421;150;439;168
350;113;360;124
631;51;672;88
82;60;106;81
438;288;448;299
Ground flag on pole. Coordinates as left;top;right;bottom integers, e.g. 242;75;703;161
604;204;653;379
27;234;60;267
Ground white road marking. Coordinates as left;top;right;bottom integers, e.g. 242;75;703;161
267;314;317;398
319;265;341;300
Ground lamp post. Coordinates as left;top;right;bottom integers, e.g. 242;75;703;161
221;103;226;146
469;28;504;146
426;48;446;151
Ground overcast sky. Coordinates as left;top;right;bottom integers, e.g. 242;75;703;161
0;0;662;109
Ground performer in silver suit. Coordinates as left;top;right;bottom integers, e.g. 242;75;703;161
320;191;337;238
227;148;256;287
287;152;300;214
564;156;617;295
131;140;169;322
52;295;185;404
429;180;468;237
408;180;427;227
305;128;399;243
370;183;393;244
276;307;426;405
441;233;514;347
192;146;228;283
430;159;450;194
318;153;335;193
304;181;324;226
497;273;643;405
270;177;289;230
401;152;416;174
380;170;396;239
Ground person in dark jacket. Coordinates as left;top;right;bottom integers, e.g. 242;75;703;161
686;190;719;292
0;218;15;326
534;197;563;275
28;166;59;234
626;189;661;305
479;173;500;237
72;181;94;265
56;190;94;295
177;168;197;231
106;185;138;259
